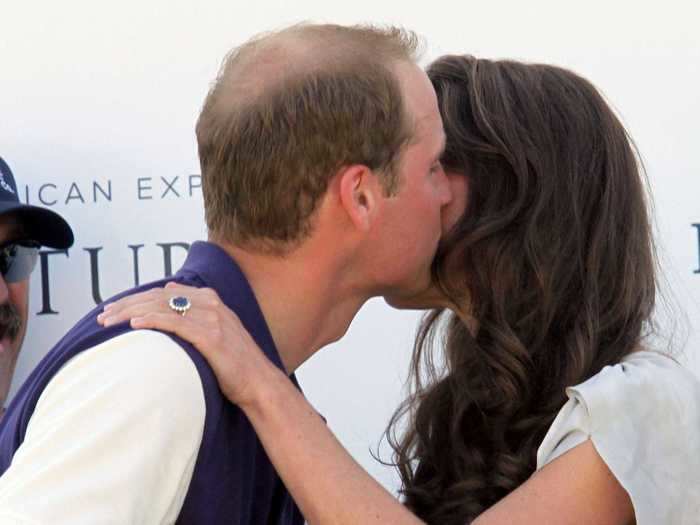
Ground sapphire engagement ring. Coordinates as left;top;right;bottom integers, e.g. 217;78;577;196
168;296;192;316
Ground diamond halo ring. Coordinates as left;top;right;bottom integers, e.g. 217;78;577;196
168;296;192;316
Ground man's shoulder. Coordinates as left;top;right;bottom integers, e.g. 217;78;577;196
42;329;207;418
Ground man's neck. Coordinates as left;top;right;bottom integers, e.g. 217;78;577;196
212;239;368;374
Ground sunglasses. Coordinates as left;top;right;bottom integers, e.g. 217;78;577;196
0;241;40;283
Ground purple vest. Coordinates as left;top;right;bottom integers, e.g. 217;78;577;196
0;241;304;524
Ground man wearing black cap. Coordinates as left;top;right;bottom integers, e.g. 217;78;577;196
0;157;74;416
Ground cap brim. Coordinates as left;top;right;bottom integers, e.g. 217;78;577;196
0;202;74;249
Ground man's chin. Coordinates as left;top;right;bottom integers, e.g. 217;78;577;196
383;295;425;310
381;265;446;310
383;287;444;311
0;335;19;360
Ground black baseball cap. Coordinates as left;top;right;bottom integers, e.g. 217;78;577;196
0;157;74;249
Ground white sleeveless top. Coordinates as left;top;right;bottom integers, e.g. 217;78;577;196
536;351;700;524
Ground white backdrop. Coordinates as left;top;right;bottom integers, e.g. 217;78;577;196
2;0;699;493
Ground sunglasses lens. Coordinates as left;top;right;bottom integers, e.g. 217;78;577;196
2;244;39;283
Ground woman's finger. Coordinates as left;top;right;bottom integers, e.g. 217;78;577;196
101;288;169;315
98;289;173;325
131;312;212;352
100;285;216;323
164;281;194;290
100;298;170;327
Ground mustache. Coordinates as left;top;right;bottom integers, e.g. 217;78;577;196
0;303;22;341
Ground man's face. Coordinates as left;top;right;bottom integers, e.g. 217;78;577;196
369;62;452;301
0;216;30;407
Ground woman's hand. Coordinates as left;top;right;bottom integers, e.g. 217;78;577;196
96;282;281;407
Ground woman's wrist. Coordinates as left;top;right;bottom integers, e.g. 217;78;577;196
236;359;297;415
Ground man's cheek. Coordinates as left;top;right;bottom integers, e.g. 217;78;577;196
9;282;30;326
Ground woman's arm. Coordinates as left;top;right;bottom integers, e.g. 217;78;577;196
98;283;634;525
474;440;634;525
237;361;423;524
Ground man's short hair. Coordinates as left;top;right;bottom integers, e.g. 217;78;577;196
196;23;420;252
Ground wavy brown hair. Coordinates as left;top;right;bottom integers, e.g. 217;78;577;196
386;55;658;523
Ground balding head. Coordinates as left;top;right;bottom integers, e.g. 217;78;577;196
210;24;419;105
196;23;422;253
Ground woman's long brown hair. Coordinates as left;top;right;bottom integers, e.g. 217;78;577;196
386;56;658;523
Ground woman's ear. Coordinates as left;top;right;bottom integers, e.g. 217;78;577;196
337;164;380;232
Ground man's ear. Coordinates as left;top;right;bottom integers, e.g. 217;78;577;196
336;164;381;232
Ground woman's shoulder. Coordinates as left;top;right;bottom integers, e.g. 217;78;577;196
570;350;700;416
537;350;700;523
539;350;700;462
592;349;697;388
